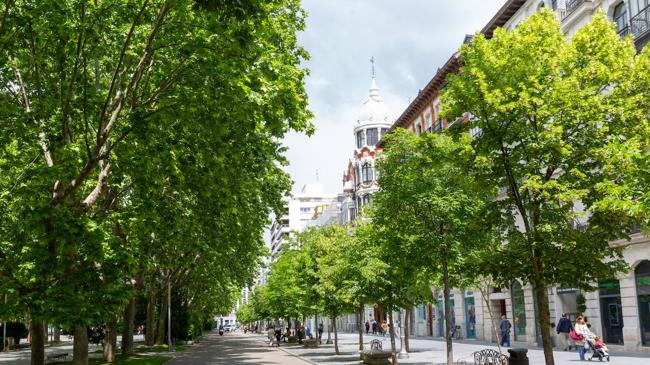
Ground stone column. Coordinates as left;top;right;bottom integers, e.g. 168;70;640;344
523;284;537;346
619;272;641;351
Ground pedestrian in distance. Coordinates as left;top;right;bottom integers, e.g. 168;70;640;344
499;314;512;348
557;313;573;351
365;320;370;334
371;319;377;335
274;327;282;347
318;322;324;343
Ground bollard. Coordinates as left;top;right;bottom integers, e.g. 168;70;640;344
507;348;529;365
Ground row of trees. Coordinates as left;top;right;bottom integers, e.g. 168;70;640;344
0;1;312;365
248;10;650;365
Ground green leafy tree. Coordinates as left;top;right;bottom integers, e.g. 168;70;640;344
0;1;312;364
374;129;493;365
443;9;648;365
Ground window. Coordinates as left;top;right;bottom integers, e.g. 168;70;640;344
367;128;379;145
614;2;629;36
433;119;443;132
425;113;432;132
416;124;422;135
356;165;362;185
300;207;312;213
381;128;389;137
630;0;650;16
469;126;482;139
362;194;371;205
362;163;374;183
356;130;365;148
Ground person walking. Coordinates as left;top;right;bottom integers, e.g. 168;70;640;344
574;315;592;361
499;314;512;348
557;313;573;351
371;319;377;335
318;322;324;343
365;320;370;335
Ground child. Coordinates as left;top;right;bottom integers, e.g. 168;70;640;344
594;336;609;356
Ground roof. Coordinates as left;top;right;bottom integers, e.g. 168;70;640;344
380;0;527;145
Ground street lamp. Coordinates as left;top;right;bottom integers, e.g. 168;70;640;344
398;308;409;359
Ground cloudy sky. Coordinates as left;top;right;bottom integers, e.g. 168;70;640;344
284;0;507;195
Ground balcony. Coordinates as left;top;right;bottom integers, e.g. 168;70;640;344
566;0;585;15
631;5;650;41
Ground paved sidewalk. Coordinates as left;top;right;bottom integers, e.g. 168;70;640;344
166;331;312;365
262;332;650;365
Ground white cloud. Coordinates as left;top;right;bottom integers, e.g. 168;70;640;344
283;0;507;195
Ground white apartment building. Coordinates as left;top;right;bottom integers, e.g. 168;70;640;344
269;183;337;260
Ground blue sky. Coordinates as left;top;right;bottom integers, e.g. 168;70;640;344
284;0;507;195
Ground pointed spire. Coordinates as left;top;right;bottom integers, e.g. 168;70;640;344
369;56;381;101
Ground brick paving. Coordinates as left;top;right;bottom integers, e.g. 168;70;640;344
166;331;313;365
265;331;650;365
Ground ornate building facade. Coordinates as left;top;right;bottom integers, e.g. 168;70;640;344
341;69;392;224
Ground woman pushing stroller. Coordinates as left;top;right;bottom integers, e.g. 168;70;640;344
572;315;610;361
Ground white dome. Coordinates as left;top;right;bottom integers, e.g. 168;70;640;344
355;78;392;127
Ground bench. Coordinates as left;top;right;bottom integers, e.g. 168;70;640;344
362;339;391;365
46;352;69;363
473;349;508;365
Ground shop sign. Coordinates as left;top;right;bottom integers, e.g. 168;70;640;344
557;287;578;294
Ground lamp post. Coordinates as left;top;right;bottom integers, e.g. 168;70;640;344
398;309;409;359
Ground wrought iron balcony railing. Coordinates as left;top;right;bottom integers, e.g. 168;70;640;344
631;4;650;40
566;0;585;15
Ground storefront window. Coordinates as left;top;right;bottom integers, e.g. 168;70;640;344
635;260;650;346
599;279;624;345
512;282;526;341
465;292;476;339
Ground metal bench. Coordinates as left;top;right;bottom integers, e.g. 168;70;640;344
473;349;508;365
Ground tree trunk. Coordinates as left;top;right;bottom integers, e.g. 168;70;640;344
122;297;135;356
145;291;157;346
442;259;453;365
534;279;555;365
332;314;339;355
388;310;397;365
72;325;88;365
357;304;364;353
404;307;410;352
29;321;45;365
42;322;48;343
478;283;502;353
156;291;168;345
53;327;61;343
103;315;118;362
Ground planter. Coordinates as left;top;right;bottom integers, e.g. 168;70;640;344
303;338;319;348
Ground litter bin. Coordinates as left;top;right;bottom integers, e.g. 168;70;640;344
508;348;529;365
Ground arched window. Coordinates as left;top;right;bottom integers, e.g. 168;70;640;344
356;130;365;148
367;128;379;145
636;260;650;346
613;2;629;36
362;163;374;183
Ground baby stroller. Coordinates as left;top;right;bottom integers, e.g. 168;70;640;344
584;334;610;362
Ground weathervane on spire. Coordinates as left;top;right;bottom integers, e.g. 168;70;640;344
370;56;375;78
